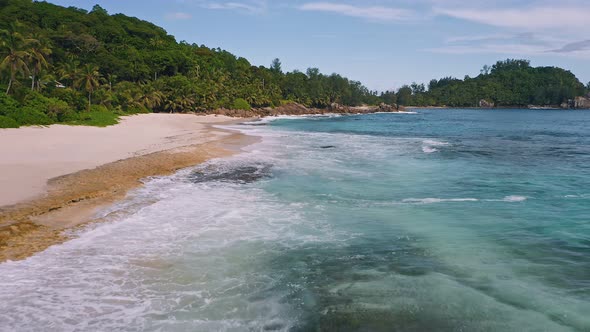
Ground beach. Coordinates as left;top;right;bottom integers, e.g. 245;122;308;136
0;114;256;261
0;110;589;330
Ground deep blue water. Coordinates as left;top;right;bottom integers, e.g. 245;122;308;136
0;109;589;331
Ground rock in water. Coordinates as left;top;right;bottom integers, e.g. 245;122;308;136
479;99;495;108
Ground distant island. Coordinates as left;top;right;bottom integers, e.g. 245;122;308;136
1;0;590;129
396;59;590;109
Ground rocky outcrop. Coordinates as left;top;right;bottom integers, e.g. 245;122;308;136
377;103;397;112
574;96;590;109
479;99;495;108
560;96;590;109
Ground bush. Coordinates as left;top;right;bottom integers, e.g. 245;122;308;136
67;105;119;127
1;92;54;126
0;92;19;116
48;88;86;111
58;108;81;122
22;92;75;122
231;98;251;111
0;115;19;128
6;106;54;126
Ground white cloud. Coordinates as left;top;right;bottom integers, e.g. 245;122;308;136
427;44;549;55
427;2;590;60
165;12;193;20
431;45;590;60
435;6;589;31
200;0;267;13
549;40;590;53
299;2;414;22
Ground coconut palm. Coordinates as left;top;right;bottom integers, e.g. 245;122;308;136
28;33;52;91
35;69;55;91
105;73;117;92
56;57;80;87
139;88;165;110
0;23;32;94
164;95;195;113
74;64;101;109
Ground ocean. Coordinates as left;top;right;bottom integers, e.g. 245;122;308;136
1;109;589;331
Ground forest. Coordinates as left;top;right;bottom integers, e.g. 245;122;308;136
394;59;589;108
1;0;589;128
0;0;383;127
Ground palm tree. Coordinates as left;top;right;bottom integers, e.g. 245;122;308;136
139;88;165;110
57;56;80;87
35;69;55;91
165;95;195;113
105;73;117;92
0;23;32;94
75;64;101;109
28;33;52;91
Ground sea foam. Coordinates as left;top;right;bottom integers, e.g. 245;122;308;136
501;195;527;202
399;196;528;204
422;139;450;153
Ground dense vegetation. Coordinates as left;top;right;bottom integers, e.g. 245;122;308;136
395;59;589;107
0;0;387;127
1;1;589;128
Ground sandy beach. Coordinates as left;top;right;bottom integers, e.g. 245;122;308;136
0;114;255;261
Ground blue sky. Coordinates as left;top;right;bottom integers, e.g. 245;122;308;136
47;0;590;91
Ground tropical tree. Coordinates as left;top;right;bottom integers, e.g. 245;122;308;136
75;64;101;109
57;56;80;87
270;58;282;74
28;33;52;91
164;95;195;113
35;69;55;91
105;73;117;92
0;23;32;94
139;88;165;110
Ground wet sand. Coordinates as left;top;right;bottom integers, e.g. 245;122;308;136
0;114;257;262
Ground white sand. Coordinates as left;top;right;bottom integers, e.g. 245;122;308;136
0;114;237;207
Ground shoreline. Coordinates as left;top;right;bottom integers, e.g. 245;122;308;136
0;115;258;262
407;106;590;110
1;110;401;262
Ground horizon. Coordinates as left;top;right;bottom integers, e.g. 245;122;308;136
44;0;590;92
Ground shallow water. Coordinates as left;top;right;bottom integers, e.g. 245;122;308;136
1;109;589;331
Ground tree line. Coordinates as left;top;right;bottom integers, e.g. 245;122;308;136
0;0;384;127
393;59;589;107
1;0;589;128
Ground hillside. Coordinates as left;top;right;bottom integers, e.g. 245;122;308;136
0;0;385;127
1;1;589;129
396;59;588;108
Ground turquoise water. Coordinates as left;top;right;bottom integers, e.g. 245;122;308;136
0;109;589;331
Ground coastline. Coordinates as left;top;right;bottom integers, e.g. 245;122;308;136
407;106;590;110
0;114;258;262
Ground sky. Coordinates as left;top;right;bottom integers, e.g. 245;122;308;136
46;0;590;91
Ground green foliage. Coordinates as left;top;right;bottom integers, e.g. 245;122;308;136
66;105;118;127
6;106;53;126
0;114;18;128
231;98;251;111
0;1;586;125
0;0;384;120
0;91;18;114
23;92;73;121
398;59;585;107
270;58;282;74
